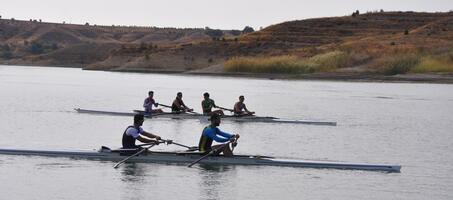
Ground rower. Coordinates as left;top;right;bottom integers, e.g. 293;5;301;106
201;92;224;116
143;91;163;114
122;114;164;149
171;92;193;113
233;95;255;116
198;114;239;156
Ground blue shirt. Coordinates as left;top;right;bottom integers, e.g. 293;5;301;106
202;126;233;143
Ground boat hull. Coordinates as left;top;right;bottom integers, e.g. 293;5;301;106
74;108;337;126
0;148;400;172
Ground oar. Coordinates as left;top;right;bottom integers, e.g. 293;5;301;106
157;103;201;115
157;103;172;109
159;139;199;151
113;141;162;168
187;140;233;167
170;141;199;151
216;106;234;112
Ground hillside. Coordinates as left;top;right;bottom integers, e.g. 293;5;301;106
1;11;452;81
0;19;240;67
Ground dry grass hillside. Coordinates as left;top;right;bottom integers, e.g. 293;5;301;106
224;11;453;75
0;19;239;67
1;11;453;78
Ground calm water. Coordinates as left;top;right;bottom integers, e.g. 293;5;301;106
0;65;452;200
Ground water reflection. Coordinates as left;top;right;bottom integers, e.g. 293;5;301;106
198;164;234;172
119;163;149;200
120;163;147;183
197;164;236;200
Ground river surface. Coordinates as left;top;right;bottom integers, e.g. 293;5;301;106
0;65;452;200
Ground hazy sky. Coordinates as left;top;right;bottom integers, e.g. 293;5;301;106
1;0;451;29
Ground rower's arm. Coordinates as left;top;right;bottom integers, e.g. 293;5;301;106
243;104;255;114
136;135;158;144
243;104;249;112
204;129;230;142
142;131;161;140
217;129;233;139
181;101;190;109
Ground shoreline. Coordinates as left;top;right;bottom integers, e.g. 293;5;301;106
91;68;453;84
2;64;453;84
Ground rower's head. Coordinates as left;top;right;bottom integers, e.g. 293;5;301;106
148;91;154;97
134;114;145;126
203;92;209;100
239;95;245;102
177;92;183;99
210;113;221;126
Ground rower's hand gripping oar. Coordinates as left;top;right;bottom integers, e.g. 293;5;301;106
113;140;165;168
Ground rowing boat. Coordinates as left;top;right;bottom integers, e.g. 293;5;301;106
74;108;337;126
0;147;400;172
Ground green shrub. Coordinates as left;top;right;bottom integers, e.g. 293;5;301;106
381;54;420;75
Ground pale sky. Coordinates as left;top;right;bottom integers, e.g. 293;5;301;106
0;0;451;29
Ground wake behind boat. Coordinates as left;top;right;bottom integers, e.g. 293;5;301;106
74;108;337;126
0;147;401;172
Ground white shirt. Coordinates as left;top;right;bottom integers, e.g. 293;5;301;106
125;126;144;138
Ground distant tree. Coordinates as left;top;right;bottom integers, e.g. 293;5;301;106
11;18;15;21
242;26;254;34
380;9;384;13
205;29;224;38
234;38;238;42
208;58;213;63
85;22;89;26
24;40;29;46
352;10;360;17
404;29;409;35
230;30;241;36
0;15;2;19
39;19;42;23
145;54;150;60
221;37;226;42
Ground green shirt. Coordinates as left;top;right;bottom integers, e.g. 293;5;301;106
202;99;216;113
